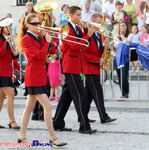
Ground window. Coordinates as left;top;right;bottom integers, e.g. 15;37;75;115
17;0;37;6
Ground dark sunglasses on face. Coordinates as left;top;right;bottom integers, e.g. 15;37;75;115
28;22;40;26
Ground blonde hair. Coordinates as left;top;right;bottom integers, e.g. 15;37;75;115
145;2;149;13
25;2;33;7
16;13;38;53
91;13;102;21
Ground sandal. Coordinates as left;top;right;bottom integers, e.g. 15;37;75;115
17;138;32;147
18;138;26;143
49;138;67;147
8;121;20;129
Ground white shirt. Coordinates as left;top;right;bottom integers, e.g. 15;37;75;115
102;1;116;25
143;9;149;25
12;21;19;38
69;21;77;32
80;1;102;14
27;30;38;39
82;10;95;21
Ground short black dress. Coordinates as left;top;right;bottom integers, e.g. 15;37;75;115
0;76;14;88
25;86;48;95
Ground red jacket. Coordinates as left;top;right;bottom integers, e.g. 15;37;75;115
0;36;13;77
60;22;89;74
22;32;56;87
82;33;103;75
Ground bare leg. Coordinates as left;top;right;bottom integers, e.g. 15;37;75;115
35;94;62;145
50;86;55;97
55;86;59;96
131;62;135;72
19;95;37;141
2;87;18;127
0;89;6;112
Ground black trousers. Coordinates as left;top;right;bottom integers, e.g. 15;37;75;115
53;73;91;131
85;75;108;122
32;101;44;120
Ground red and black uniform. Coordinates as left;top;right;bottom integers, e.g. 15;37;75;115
0;34;14;87
22;32;56;95
53;22;92;132
82;32;110;123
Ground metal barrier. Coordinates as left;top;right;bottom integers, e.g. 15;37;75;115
14;45;149;100
14;54;27;99
101;46;149;100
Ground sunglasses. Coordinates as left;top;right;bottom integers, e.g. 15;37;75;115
28;22;40;26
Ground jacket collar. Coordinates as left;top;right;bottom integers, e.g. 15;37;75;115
92;32;102;51
68;21;82;38
26;32;42;44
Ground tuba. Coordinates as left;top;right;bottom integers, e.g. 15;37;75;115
101;33;115;71
34;0;58;27
34;0;58;62
0;18;19;56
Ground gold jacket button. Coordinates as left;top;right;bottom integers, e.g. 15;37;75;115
44;66;46;68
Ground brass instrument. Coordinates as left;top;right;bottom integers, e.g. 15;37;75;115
34;0;58;27
37;25;89;47
0;18;19;56
79;19;130;45
101;33;115;71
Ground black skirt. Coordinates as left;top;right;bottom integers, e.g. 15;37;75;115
25;86;48;95
130;48;138;61
0;77;14;87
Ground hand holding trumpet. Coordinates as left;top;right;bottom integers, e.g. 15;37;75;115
87;26;97;37
45;32;52;43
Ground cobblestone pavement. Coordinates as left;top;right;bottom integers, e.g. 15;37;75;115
0;99;149;150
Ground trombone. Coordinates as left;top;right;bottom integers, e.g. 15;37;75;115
37;24;89;47
79;19;130;45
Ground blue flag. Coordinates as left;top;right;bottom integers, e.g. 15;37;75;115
115;42;149;71
115;43;129;69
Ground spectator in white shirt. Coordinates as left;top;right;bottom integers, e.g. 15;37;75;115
80;0;102;14
143;0;149;32
102;0;116;32
5;13;19;38
82;1;95;21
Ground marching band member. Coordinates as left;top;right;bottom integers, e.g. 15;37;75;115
82;13;116;123
53;6;97;134
0;18;20;129
16;13;67;147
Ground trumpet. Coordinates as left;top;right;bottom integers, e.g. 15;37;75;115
0;18;19;56
37;24;89;47
79;19;130;45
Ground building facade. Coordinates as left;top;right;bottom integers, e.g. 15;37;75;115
0;0;79;23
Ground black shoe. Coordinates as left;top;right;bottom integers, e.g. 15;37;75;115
0;125;5;128
8;121;20;129
101;117;116;124
79;129;97;134
17;138;26;143
49;138;67;147
88;119;96;123
54;127;72;131
78;118;96;123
